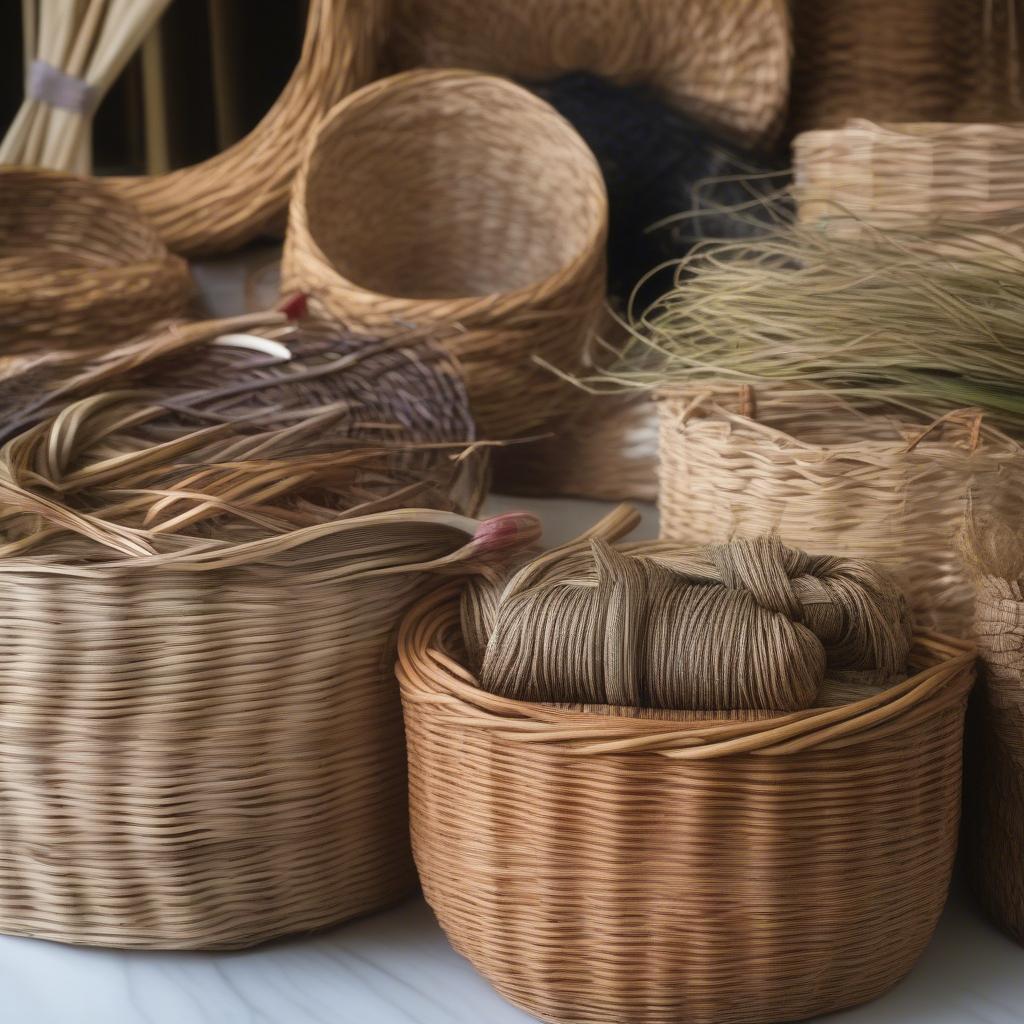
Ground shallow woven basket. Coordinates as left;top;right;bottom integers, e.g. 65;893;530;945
283;68;608;441
398;580;974;1024
794;120;1024;239
657;387;1024;634
966;572;1024;945
0;167;191;351
789;0;1024;132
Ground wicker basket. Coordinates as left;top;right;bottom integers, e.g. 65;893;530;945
0;167;192;351
794;119;1024;238
657;387;1024;634
0;315;534;950
283;68;608;441
789;0;1024;132
398;580;974;1024
966;571;1024;945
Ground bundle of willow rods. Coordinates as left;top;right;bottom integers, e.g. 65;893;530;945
462;508;912;712
583;218;1024;435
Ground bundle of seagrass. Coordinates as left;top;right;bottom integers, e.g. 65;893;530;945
960;513;1024;945
0;311;530;949
789;0;1024;132
397;508;975;1024
0;167;191;351
794;120;1024;241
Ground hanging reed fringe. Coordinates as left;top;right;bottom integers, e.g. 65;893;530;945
789;0;1024;132
462;516;911;712
959;513;1024;945
283;68;608;441
0;0;171;173
397;510;975;1024
0;167;192;351
0;311;523;949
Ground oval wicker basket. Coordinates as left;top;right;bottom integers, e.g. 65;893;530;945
0;314;532;950
657;387;1024;634
789;0;1024;132
398;581;974;1024
0;167;192;351
283;68;609;441
794;120;1024;238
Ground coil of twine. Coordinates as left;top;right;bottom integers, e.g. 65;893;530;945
462;511;912;712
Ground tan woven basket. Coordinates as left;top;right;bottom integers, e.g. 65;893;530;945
657;387;1024;634
966;569;1024;945
0;167;192;351
794;120;1024;238
789;0;1024;132
283;68;608;441
398;581;974;1024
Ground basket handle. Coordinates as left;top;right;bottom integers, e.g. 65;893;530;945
904;407;985;453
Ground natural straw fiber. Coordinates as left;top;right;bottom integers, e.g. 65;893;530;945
398;558;975;1024
657;387;1024;634
0;167;191;351
462;526;911;711
960;515;1024;945
0;315;531;949
795;120;1024;242
106;0;383;256
789;0;1024;132
283;68;608;441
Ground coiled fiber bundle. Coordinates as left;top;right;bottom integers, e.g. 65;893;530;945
0;312;529;949
462;516;912;712
960;515;1024;945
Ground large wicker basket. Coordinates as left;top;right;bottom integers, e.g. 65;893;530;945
789;0;1024;132
398;580;974;1024
0;167;192;351
657;387;1024;633
794;119;1024;239
283;68;608;441
966;569;1024;945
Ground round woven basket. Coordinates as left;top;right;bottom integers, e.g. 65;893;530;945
657;387;1024;634
283;68;609;441
789;0;1024;132
398;581;974;1024
0;167;191;351
0;314;532;950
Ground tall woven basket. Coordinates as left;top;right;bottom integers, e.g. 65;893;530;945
794;120;1024;239
0;167;191;351
657;387;1024;634
398;580;974;1024
0;314;533;950
789;0;1024;132
283;68;608;441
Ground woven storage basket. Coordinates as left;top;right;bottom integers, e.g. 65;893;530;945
398;580;974;1024
965;563;1024;944
0;167;191;351
789;0;1024;132
283;68;608;441
0;314;529;950
657;387;1024;634
794;120;1024;238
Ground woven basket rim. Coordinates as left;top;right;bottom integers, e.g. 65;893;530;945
797;118;1024;144
290;67;609;311
397;581;975;759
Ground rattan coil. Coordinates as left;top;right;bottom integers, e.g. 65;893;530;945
0;313;532;950
0;167;191;351
398;577;974;1024
283;68;608;441
657;387;1024;634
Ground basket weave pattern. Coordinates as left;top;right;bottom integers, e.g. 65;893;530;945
283;69;609;440
657;389;1024;633
0;168;191;351
398;584;973;1024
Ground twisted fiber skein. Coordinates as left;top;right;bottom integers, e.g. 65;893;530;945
463;535;912;712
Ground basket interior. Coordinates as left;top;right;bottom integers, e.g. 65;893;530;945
304;78;605;299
